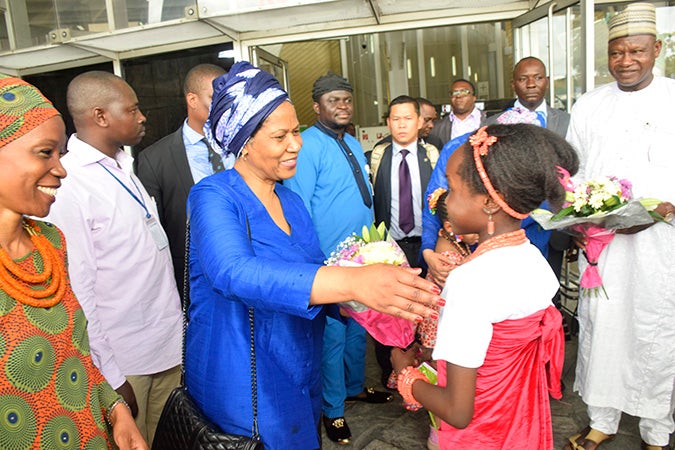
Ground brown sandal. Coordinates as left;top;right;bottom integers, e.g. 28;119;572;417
563;426;615;450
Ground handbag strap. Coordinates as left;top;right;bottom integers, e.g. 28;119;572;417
182;217;260;438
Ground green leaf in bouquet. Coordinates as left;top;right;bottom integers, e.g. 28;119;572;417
369;223;380;241
603;195;621;209
376;222;387;241
361;225;371;243
362;222;389;242
647;210;673;225
605;195;629;213
551;205;574;221
579;204;594;217
639;197;662;211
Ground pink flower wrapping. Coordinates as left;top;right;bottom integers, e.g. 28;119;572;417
326;233;415;348
573;224;615;297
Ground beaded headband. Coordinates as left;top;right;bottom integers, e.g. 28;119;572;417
469;126;529;220
427;187;447;215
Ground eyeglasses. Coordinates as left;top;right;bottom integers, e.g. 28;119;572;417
450;89;473;97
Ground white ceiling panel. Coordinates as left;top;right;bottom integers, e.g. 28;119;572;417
0;0;532;75
0;45;105;75
67;20;223;53
208;0;373;32
375;0;520;15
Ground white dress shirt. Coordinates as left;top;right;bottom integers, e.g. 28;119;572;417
183;120;235;183
389;142;423;240
46;135;182;388
450;106;483;140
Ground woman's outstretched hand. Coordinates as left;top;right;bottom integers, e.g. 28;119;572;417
351;264;443;323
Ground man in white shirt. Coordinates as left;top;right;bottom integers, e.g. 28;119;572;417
429;79;485;145
47;71;182;447
564;4;675;449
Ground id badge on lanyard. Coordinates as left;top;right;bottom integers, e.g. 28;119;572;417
98;161;170;251
146;215;169;250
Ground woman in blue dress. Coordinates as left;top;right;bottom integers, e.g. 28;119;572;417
184;62;442;450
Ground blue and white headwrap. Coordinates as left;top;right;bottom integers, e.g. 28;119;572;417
204;61;289;159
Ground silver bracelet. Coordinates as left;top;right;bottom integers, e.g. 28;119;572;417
106;397;131;426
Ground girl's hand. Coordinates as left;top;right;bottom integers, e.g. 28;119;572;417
417;346;434;364
391;346;420;373
423;249;454;287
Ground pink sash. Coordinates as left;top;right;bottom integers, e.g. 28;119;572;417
438;305;564;449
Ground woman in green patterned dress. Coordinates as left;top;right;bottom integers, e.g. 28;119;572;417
0;76;148;449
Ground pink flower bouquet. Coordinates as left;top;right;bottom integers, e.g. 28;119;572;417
325;223;416;347
531;168;662;297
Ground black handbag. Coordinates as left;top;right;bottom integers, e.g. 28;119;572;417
152;220;263;450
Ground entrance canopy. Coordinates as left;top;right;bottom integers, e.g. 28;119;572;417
0;0;532;76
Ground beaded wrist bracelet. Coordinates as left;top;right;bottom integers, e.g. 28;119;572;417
106;397;131;427
397;366;427;410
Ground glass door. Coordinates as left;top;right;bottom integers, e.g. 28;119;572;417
513;1;582;112
250;46;290;95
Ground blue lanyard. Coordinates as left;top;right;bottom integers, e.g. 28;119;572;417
97;162;151;218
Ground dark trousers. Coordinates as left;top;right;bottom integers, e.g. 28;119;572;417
395;236;423;272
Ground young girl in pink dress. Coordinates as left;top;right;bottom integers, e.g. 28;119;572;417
392;123;578;449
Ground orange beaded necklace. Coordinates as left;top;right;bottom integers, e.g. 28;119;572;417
464;229;528;264
0;219;66;308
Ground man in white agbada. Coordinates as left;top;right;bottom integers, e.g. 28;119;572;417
564;3;675;449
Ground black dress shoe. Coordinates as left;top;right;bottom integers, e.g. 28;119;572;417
323;416;351;444
345;387;393;403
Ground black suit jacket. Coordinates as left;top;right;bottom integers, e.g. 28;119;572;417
368;143;434;231
374;134;443;153
136;127;194;298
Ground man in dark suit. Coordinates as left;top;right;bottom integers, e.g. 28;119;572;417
367;96;438;387
486;56;570;138
368;95;437;269
373;97;443;153
137;63;227;299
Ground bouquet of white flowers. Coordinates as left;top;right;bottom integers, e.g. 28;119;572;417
325;223;415;348
531;168;663;297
